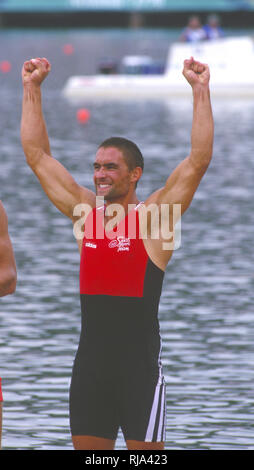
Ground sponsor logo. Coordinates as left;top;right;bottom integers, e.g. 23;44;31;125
108;236;130;252
85;242;97;249
73;197;181;251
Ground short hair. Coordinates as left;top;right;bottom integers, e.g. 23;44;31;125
98;136;144;172
207;14;220;24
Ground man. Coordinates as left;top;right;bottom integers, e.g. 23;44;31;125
21;56;213;450
180;15;207;42
0;201;17;449
203;14;225;40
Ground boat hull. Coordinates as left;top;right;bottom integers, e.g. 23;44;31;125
62;37;254;100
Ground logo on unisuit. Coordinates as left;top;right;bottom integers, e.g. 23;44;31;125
108;236;130;252
73;197;182;251
85;242;97;249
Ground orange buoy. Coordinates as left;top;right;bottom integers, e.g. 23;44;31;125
63;44;74;55
0;61;11;73
77;108;90;124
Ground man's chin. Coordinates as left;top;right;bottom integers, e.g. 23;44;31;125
103;193;114;201
95;187;124;201
99;192;119;202
96;190;112;200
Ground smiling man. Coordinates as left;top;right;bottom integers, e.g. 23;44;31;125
94;145;142;197
21;56;213;450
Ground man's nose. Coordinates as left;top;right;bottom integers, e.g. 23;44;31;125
96;167;107;178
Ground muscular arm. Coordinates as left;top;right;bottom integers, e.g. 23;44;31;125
141;58;214;270
0;202;17;297
147;57;214;214
21;58;95;220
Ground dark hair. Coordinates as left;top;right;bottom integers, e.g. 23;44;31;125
98;136;144;172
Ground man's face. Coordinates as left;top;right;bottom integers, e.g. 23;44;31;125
93;147;134;201
189;17;201;29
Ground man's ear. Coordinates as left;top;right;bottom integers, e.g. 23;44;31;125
131;167;142;185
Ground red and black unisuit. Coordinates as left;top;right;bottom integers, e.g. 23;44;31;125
69;204;166;442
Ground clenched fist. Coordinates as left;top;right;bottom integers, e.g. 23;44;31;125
22;57;51;87
182;57;210;88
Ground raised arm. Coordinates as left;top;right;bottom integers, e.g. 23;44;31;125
185;57;213;178
141;57;214;270
21;58;95;220
147;57;214;214
0;202;17;297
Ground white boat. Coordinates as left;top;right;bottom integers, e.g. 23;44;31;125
62;36;254;100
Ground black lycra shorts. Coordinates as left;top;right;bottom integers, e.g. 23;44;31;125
69;354;166;442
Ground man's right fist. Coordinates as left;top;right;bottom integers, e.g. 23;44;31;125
22;57;51;87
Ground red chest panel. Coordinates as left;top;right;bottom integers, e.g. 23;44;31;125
80;207;148;297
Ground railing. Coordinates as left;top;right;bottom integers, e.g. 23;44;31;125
0;0;253;12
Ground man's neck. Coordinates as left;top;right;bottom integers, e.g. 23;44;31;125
104;194;140;215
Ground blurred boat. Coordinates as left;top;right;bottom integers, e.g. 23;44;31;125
62;36;254;100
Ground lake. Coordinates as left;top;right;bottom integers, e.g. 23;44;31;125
0;26;254;450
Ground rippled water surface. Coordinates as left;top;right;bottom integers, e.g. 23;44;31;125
1;27;254;450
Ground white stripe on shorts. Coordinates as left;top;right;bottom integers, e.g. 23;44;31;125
157;381;166;441
145;377;165;442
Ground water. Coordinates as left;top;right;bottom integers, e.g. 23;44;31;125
1;27;254;450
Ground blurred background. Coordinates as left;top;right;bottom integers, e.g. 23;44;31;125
1;0;254;28
1;0;254;451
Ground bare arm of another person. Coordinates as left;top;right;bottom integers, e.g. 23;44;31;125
0;401;2;449
0;202;17;297
20;58;95;221
142;57;214;269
